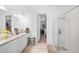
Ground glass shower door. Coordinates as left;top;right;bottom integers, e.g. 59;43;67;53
58;16;69;52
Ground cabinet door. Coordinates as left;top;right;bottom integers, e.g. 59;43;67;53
0;45;9;53
6;40;18;53
17;35;28;53
0;39;18;53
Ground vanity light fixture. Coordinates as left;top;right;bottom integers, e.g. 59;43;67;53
13;11;25;19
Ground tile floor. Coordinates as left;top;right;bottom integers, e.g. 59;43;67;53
38;35;47;43
22;36;57;53
22;43;57;53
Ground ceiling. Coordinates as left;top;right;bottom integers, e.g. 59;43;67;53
0;5;75;19
4;5;75;14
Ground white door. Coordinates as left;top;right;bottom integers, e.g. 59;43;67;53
37;15;40;42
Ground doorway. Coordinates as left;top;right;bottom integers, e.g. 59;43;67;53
37;14;47;43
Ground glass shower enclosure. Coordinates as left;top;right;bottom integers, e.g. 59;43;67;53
54;6;79;53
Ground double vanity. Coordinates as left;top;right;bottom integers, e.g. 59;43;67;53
0;33;30;53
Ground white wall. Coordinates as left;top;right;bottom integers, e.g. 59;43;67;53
63;6;79;52
0;10;11;30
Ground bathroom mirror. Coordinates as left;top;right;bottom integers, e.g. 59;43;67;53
5;15;12;32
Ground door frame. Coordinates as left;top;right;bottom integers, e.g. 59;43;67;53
37;14;47;43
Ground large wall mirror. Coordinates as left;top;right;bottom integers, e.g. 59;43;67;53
5;15;12;32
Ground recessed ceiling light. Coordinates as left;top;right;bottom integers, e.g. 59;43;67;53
0;6;6;10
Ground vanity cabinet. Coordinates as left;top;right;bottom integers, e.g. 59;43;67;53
17;34;29;53
0;33;29;53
